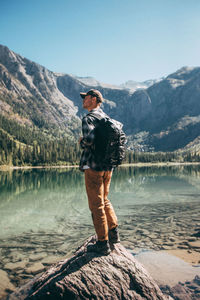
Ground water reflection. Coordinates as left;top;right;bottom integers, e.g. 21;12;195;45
0;168;88;238
1;164;200;198
0;165;200;239
0;168;84;202
0;165;200;292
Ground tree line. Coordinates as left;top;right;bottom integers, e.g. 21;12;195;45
0;133;81;166
0;113;81;166
1;132;200;166
1;113;200;167
124;150;200;164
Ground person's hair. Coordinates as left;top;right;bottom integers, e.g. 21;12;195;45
96;97;102;104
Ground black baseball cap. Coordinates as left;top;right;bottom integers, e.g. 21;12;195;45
80;89;103;103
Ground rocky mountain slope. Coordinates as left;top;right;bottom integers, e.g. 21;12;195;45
74;76;159;93
1;44;200;153
126;67;200;151
0;45;81;142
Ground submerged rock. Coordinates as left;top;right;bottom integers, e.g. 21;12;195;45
0;269;16;299
8;236;167;300
4;261;28;272
25;262;45;275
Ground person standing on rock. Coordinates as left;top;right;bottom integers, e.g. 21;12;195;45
79;89;120;255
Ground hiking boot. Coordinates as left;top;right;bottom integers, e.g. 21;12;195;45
109;227;120;244
87;240;111;255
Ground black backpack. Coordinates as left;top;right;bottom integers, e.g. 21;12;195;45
89;113;126;168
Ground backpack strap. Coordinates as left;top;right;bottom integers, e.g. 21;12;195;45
89;112;123;130
88;112;101;121
88;112;108;122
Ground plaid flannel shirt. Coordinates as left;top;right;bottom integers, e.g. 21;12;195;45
79;107;112;172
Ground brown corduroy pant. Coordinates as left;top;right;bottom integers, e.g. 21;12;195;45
84;168;118;241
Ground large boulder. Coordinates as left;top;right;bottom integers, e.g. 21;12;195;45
9;236;167;300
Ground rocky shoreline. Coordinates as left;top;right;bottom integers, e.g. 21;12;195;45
0;234;199;299
0;197;199;299
6;237;168;300
120;200;200;261
0;230;199;298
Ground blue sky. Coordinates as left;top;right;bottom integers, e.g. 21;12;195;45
1;0;200;84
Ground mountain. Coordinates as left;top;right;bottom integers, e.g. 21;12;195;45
0;44;85;166
125;66;200;152
119;78;162;92
1;44;200;159
74;76;160;93
73;76;122;90
0;45;81;137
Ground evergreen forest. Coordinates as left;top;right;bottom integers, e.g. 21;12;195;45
1;114;200;167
